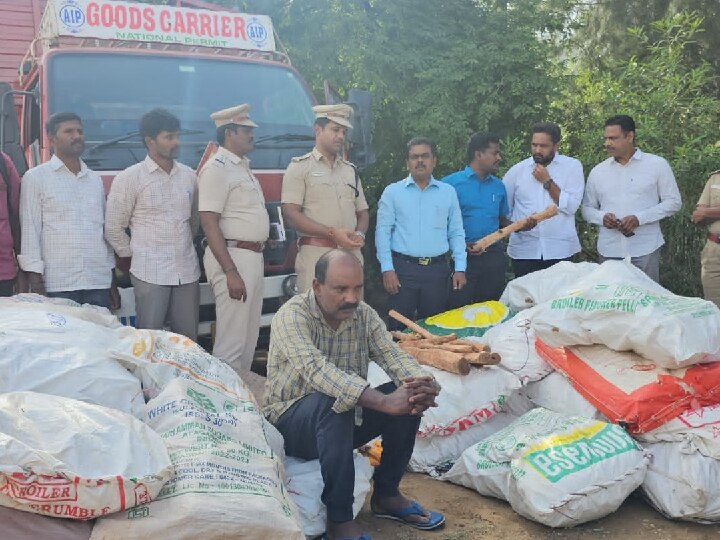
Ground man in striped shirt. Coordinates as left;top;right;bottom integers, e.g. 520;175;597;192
265;250;445;540
105;109;200;339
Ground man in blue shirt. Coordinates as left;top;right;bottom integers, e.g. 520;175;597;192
443;132;518;307
376;137;467;330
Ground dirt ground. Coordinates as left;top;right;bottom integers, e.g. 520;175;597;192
242;370;716;540
355;474;716;540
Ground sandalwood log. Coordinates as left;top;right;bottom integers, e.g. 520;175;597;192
405;340;475;353
471;205;559;252
398;344;470;375
424;334;457;344
448;339;490;353
464;351;501;366
391;331;422;342
419;342;476;354
388;310;435;339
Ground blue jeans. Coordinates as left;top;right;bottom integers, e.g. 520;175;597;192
47;288;111;309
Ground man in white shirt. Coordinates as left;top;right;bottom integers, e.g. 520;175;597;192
105;109;200;340
19;112;115;307
581;115;682;282
504;122;585;278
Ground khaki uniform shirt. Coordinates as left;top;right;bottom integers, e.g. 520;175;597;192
263;290;433;425
198;147;269;242
281;148;369;235
698;170;720;235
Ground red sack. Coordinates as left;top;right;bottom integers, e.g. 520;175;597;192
535;339;720;433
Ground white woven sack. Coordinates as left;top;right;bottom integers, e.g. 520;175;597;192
91;378;304;540
533;260;720;369
500;261;598;311
0;392;172;520
285;453;372;538
482;307;553;384
444;408;649;527
109;328;285;458
409;412;516;473
523;372;605;420
637;403;720;459
0;297;143;417
642;440;720;522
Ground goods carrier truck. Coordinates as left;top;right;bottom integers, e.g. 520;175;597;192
0;0;373;337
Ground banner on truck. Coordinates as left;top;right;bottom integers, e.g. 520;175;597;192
42;0;276;52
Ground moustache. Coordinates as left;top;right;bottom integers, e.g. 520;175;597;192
338;303;359;311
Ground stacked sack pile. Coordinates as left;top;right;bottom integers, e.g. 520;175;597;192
383;259;720;527
0;294;306;539
526;260;720;523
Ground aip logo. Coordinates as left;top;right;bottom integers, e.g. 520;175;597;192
58;0;86;34
246;17;268;48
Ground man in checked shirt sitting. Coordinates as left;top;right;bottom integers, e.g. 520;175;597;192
264;250;445;540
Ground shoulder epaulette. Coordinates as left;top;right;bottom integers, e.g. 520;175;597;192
340;157;356;168
291;152;312;163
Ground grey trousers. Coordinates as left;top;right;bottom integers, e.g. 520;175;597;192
598;246;661;283
130;274;199;341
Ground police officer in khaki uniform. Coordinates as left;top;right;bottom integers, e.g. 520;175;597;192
692;169;720;307
281;104;370;293
199;104;269;374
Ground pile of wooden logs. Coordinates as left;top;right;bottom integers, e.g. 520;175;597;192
389;310;501;375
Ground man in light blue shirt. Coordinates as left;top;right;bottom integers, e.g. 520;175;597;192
443;133;513;307
376;137;466;330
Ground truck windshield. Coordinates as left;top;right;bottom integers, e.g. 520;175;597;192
47;52;316;171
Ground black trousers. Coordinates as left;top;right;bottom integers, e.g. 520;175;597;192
449;244;506;308
387;255;450;331
511;256;573;279
47;288;112;309
275;382;420;523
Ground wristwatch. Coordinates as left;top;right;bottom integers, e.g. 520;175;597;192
543;178;553;190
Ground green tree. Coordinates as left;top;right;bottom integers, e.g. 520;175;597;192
556;12;720;295
574;0;720;81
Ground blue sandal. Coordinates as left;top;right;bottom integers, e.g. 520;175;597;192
372;500;445;530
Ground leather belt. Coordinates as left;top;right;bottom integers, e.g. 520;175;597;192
391;251;447;266
298;237;338;249
708;233;720;244
226;239;265;252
